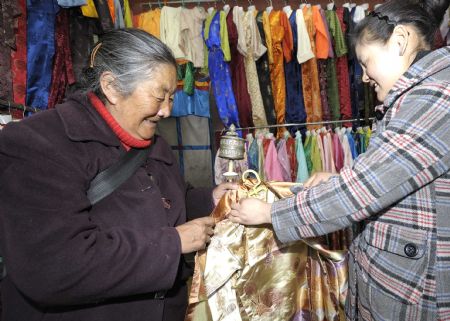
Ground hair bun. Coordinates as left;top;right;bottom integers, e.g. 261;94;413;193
421;0;450;25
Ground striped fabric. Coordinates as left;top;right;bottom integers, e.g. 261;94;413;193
271;46;450;320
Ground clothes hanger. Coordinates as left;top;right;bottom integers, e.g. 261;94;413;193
327;0;335;10
265;0;273;14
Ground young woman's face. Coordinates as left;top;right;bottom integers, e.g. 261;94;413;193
356;40;408;102
111;64;177;140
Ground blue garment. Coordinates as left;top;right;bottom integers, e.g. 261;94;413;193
295;131;309;183
26;0;60;109
346;131;358;160
203;12;240;130
113;0;124;29
172;89;210;118
247;138;259;172
284;10;307;136
57;0;86;7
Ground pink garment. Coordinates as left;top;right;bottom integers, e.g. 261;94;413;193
316;132;325;169
338;129;353;169
332;131;344;172
264;138;284;181
276;139;292;182
322;132;336;173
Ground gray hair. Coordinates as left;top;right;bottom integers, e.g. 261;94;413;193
80;29;177;98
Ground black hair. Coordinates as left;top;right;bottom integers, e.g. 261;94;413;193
80;28;177;98
352;0;450;47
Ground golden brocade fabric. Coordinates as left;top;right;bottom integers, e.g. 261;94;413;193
185;171;348;321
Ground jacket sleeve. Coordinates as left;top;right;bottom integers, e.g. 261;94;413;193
185;184;215;220
0;125;182;307
272;82;450;242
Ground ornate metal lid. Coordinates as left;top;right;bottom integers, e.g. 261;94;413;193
218;124;245;160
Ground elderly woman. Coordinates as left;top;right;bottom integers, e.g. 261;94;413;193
0;29;234;321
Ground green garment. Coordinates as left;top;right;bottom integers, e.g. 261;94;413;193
303;134;313;175
325;10;347;57
310;134;323;175
177;62;194;95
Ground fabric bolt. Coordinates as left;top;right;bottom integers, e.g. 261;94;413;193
203;10;231;68
160;7;184;59
138;8;161;38
318;59;331;121
9;0;25;116
284;9;307;136
335;8;352;123
286;136;297;182
48;10;76;109
301;6;322;128
186;178;347;321
180;7;206;68
295;131;309;183
261;11;273;64
268;10;293;138
255;11;277;128
0;0;20;102
272;46;450;321
26;0;60;110
204;11;240;130
242;7;268;131
276;139;291;182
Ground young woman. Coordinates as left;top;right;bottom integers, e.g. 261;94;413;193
229;0;450;319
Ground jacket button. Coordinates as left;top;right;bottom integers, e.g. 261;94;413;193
404;243;418;257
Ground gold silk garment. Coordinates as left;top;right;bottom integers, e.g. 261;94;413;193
185;171;348;321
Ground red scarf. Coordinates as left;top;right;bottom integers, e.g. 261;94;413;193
88;92;151;150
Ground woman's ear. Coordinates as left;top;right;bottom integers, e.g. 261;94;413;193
391;25;410;57
99;71;120;105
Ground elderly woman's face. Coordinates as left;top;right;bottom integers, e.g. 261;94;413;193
112;64;177;140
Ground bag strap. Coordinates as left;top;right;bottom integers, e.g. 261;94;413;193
87;146;151;205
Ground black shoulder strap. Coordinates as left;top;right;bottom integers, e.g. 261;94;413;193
87;146;151;205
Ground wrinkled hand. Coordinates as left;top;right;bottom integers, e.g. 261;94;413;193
175;216;215;254
304;172;339;188
228;198;272;225
212;182;239;206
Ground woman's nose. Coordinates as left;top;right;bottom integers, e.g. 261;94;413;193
157;100;172;118
362;71;370;83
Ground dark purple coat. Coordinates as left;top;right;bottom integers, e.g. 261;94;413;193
0;94;213;321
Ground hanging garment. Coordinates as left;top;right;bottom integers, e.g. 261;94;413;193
138;8;161;38
172;80;210;118
303;131;313;175
227;7;253;129
255;11;277;128
160;6;185;59
57;0;87;7
284;9;307;136
285;135;297;182
332;130;344;172
1;0;20;102
180;7;206;68
257;136;265;180
276;138;291;181
242;7;269;132
26;0;60;110
213;150;248;185
301;6;322;128
322;131;336;173
335;7;352;123
10;0;26;117
92;0;114;31
310;132;323;174
295;131;309;182
113;0;124;28
204;10;240;130
123;0;133;27
185;173;348;321
269;10;293;138
325;8;347;121
295;8;314;63
247;135;258;171
48;9;76;109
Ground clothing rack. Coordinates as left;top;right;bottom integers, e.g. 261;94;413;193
218;117;375;132
0;99;40;115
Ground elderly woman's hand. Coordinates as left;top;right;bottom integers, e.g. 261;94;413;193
303;172;339;188
229;198;272;225
212;182;239;206
175;217;216;254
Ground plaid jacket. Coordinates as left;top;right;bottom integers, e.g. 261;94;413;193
272;46;450;321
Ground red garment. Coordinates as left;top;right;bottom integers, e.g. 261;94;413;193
226;10;253;129
88;92;152;150
335;8;352;125
286;136;298;182
10;0;26;119
48;9;75;109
